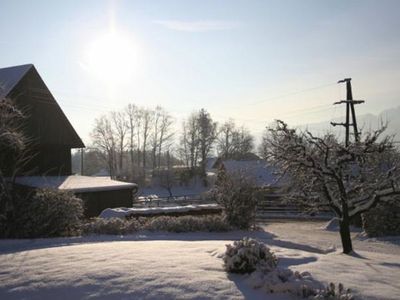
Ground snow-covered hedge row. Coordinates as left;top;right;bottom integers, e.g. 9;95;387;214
224;238;357;299
83;215;231;235
144;215;231;233
362;201;400;237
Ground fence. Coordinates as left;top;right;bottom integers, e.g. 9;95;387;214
135;194;214;207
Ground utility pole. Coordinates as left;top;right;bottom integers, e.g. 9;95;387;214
331;78;364;147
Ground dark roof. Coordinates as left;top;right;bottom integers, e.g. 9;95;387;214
0;64;84;148
0;64;32;98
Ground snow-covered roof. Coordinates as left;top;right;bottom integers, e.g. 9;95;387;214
221;160;284;187
0;64;33;98
13;175;137;193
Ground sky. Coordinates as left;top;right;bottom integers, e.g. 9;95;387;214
1;0;400;144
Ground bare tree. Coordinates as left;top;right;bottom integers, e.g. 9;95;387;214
111;111;128;177
157;108;174;169
141;108;154;178
178;120;190;167
90;115;117;178
197;109;217;185
217;119;236;159
217;120;254;159
263;120;400;254
125;104;138;179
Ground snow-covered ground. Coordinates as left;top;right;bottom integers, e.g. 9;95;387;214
0;220;399;299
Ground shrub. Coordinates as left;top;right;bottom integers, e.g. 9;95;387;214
312;282;355;300
82;217;134;235
144;215;231;233
362;200;400;237
13;188;83;238
213;168;257;229
224;237;277;274
83;215;231;235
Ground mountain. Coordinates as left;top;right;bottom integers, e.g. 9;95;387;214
297;106;400;140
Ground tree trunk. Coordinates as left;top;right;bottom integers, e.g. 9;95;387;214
339;207;353;254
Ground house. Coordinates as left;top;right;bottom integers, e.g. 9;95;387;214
0;64;137;217
212;159;285;188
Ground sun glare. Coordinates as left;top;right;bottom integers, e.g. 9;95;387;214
83;31;138;85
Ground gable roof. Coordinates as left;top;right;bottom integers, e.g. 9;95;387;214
0;64;84;148
0;64;32;98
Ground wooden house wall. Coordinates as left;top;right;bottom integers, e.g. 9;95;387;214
7;67;84;176
77;189;134;218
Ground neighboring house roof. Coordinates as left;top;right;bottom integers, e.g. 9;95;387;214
0;64;84;148
13;175;137;193
221;160;284;187
206;157;219;171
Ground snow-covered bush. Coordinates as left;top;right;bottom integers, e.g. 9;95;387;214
144;215;231;233
83;215;230;235
82;217;139;235
247;267;356;299
224;237;277;274
213;168;257;229
312;282;355;300
14;189;83;238
362;200;400;237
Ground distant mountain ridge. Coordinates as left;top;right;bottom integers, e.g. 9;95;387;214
297;106;400;140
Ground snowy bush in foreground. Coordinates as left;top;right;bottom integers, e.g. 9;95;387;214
224;239;357;299
312;282;355;300
14;189;83;238
247;268;355;299
224;237;277;273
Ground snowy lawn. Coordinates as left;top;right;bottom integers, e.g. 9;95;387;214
0;220;399;299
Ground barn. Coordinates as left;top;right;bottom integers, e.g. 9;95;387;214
0;64;137;217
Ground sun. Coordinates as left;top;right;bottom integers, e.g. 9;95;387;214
83;31;138;85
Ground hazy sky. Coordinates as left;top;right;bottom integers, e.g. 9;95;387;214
1;0;400;144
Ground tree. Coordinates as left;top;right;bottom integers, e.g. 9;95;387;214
197;109;217;185
213;166;257;229
90;115;117;178
111;111;128;177
262;120;400;253
217;120;254;159
0;98;29;237
125;103;138;179
140;108;154;178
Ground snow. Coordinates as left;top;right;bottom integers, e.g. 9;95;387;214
99;204;221;219
0;64;32;98
0;220;399;299
12;175;137;193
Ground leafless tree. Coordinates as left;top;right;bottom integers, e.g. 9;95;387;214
263;120;400;254
197;109;217;185
111;111;128;177
156;108;174;169
125;103;138;178
217;120;254;159
141;108;154;177
90;115;117;178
